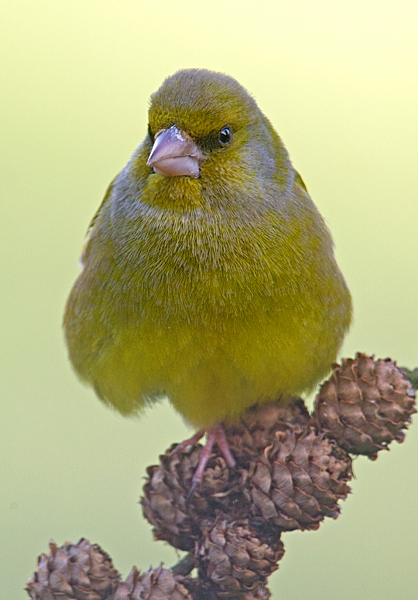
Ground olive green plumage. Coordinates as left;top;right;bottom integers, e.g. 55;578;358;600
64;69;352;427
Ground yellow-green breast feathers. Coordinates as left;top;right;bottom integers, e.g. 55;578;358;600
64;68;352;427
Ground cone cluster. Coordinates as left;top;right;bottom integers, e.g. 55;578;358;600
142;399;352;597
27;355;416;599
141;354;415;597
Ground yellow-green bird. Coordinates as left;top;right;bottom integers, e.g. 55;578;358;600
64;69;352;485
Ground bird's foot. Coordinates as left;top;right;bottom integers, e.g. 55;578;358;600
170;424;236;496
188;424;236;497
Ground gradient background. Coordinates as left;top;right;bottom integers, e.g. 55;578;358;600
2;1;417;598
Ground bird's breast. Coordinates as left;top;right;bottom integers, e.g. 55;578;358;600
112;207;298;323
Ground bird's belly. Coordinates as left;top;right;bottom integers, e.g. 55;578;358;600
89;305;340;427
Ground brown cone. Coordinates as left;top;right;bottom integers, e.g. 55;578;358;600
248;428;352;531
26;538;120;600
114;565;192;600
314;353;417;459
141;444;243;551
196;518;283;598
224;398;312;458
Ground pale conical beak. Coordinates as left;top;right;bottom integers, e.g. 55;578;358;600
146;125;203;178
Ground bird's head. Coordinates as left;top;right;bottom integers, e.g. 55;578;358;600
146;69;264;179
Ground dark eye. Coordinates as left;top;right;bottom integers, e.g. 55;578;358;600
147;124;155;144
218;126;232;146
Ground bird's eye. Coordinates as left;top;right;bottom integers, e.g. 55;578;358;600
218;126;232;146
196;127;233;152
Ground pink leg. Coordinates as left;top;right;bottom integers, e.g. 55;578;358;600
213;424;236;469
189;424;236;495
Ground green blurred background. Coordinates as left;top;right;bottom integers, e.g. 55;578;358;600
1;1;417;598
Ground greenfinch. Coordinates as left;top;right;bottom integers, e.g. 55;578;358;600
64;69;352;483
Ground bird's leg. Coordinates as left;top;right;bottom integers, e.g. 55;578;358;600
212;424;236;469
188;424;236;496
